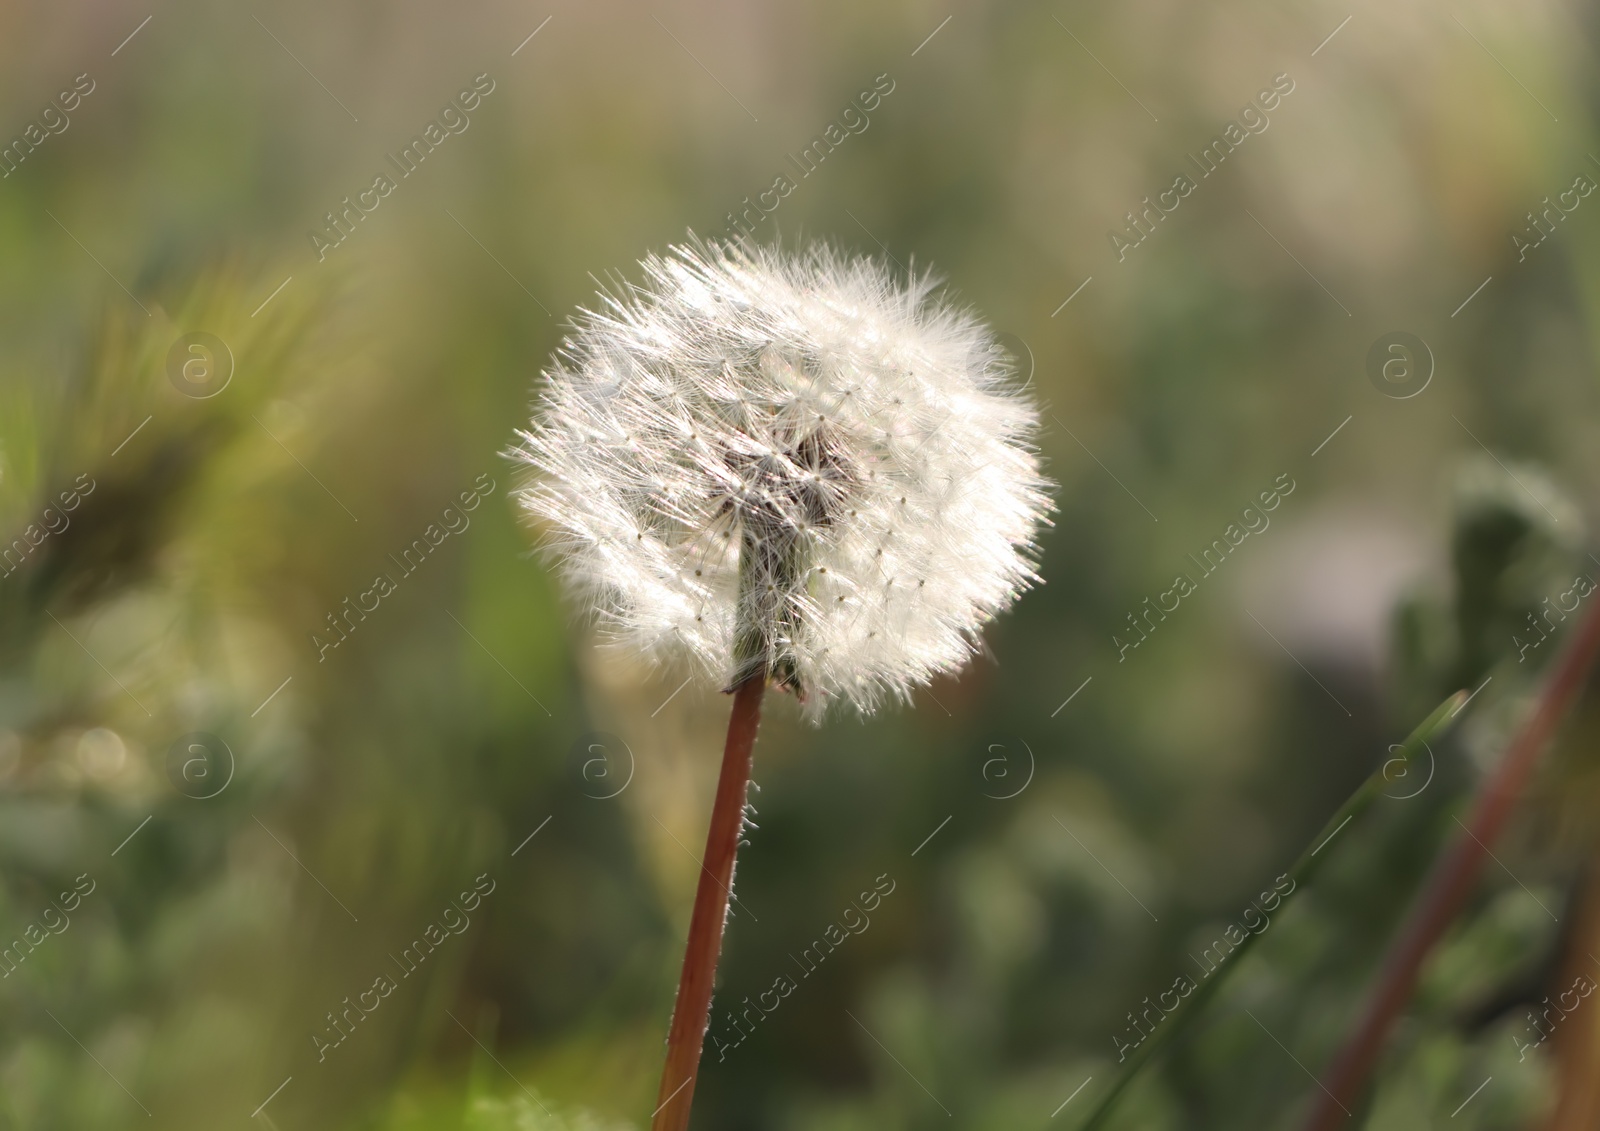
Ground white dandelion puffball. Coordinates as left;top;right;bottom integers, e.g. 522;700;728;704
513;238;1052;717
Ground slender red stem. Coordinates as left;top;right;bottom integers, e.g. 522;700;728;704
652;675;765;1131
1303;595;1600;1131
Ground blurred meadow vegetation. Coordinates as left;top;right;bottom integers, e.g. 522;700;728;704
2;1;1600;1129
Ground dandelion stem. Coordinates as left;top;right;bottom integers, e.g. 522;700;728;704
652;674;765;1131
1302;594;1600;1131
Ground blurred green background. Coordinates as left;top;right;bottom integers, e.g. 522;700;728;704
3;1;1600;1128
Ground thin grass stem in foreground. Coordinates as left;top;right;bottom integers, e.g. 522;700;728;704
1075;690;1468;1131
1303;596;1600;1131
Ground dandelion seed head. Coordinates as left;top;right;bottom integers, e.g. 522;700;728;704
513;238;1052;718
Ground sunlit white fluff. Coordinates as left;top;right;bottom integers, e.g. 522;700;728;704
513;238;1051;717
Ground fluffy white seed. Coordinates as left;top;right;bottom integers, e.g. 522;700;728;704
512;238;1052;718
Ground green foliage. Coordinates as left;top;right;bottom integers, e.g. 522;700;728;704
1;4;1597;1129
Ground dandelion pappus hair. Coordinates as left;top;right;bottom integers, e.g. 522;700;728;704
512;236;1052;718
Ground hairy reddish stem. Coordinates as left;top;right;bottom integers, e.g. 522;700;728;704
1303;596;1600;1131
652;676;765;1131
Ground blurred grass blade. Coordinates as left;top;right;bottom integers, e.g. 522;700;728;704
1305;593;1600;1130
1072;689;1469;1131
